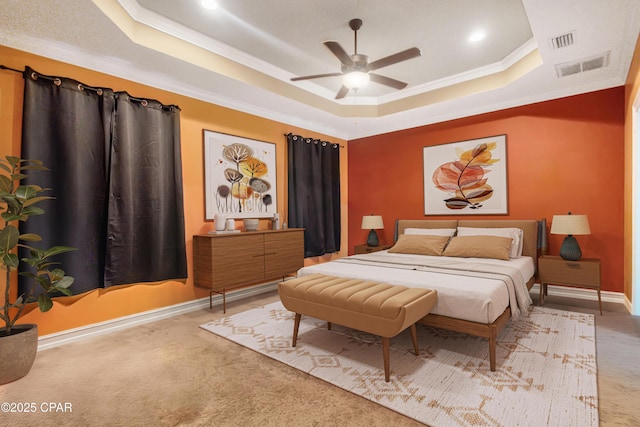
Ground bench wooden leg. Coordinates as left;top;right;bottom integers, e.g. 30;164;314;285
381;336;391;382
292;313;301;347
327;321;332;330
489;331;497;371
409;324;419;356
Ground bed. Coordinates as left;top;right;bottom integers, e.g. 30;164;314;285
296;219;541;371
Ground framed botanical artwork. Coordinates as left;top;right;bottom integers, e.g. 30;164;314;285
423;135;507;215
203;130;278;220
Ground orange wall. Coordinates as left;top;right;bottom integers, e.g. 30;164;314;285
624;33;640;303
0;45;349;335
348;88;625;293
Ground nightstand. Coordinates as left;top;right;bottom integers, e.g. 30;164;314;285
538;255;602;314
354;244;392;254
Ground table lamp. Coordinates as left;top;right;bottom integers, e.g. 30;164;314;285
550;212;591;261
361;215;384;247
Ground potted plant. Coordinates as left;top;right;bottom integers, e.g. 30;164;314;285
0;155;75;384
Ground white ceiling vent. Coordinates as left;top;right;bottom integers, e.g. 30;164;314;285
550;31;576;49
555;51;610;78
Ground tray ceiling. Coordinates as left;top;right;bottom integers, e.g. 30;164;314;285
0;0;638;139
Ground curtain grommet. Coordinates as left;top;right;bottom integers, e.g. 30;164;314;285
141;99;148;107
78;84;84;91
30;72;38;81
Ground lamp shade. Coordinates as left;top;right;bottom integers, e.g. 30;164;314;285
550;214;591;236
361;215;384;230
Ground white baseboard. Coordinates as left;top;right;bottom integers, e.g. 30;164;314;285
38;280;629;351
530;283;627;307
37;281;279;351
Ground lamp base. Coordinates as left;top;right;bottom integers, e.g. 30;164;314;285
367;229;379;247
559;235;582;261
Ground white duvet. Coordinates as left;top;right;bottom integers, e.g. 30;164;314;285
297;251;534;324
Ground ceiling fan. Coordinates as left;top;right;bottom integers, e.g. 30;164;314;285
291;18;422;99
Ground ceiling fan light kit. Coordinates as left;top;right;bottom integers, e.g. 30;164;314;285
342;71;370;89
291;18;422;99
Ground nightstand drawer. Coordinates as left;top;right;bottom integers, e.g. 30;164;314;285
538;257;600;287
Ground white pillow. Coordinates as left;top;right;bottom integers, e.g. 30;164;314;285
456;227;524;258
404;228;456;237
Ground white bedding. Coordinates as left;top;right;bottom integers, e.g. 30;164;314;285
297;251;534;324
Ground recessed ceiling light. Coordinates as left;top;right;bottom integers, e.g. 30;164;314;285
469;31;486;43
201;0;218;10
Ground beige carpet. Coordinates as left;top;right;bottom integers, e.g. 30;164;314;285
201;301;598;427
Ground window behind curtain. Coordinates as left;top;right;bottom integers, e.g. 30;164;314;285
286;134;341;257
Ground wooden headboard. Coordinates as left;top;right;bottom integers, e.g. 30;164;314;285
394;219;540;259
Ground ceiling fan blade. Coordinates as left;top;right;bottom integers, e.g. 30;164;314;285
335;85;350;99
324;41;355;67
291;72;343;81
367;47;422;71
369;73;408;90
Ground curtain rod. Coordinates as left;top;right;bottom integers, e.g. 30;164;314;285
1;65;179;110
0;64;23;73
2;64;107;95
284;133;345;148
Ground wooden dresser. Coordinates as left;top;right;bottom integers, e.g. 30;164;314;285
193;229;304;312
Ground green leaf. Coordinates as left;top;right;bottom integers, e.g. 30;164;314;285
21;206;45;217
50;268;65;279
15;185;40;201
2;253;19;269
43;246;77;258
0;224;19;253
0;162;11;174
23;196;53;207
54;275;74;289
0;213;20;223
55;287;73;296
18;271;36;280
5;156;20;166
17;159;45;168
0;175;12;192
18;233;42;242
38;294;53;312
2;196;20;211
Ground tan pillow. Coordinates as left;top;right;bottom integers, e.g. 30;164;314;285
388;234;450;256
456;227;523;258
442;235;512;260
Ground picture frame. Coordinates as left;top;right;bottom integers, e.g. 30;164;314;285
203;130;278;220
423;135;507;215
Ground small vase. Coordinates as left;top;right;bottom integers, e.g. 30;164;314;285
226;218;235;231
214;214;226;231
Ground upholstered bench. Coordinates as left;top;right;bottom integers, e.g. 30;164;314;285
278;273;437;382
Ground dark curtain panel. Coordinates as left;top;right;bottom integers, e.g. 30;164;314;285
104;93;187;286
19;67;112;295
19;67;187;297
286;134;341;257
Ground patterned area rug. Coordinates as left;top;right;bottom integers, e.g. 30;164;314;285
200;302;598;427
